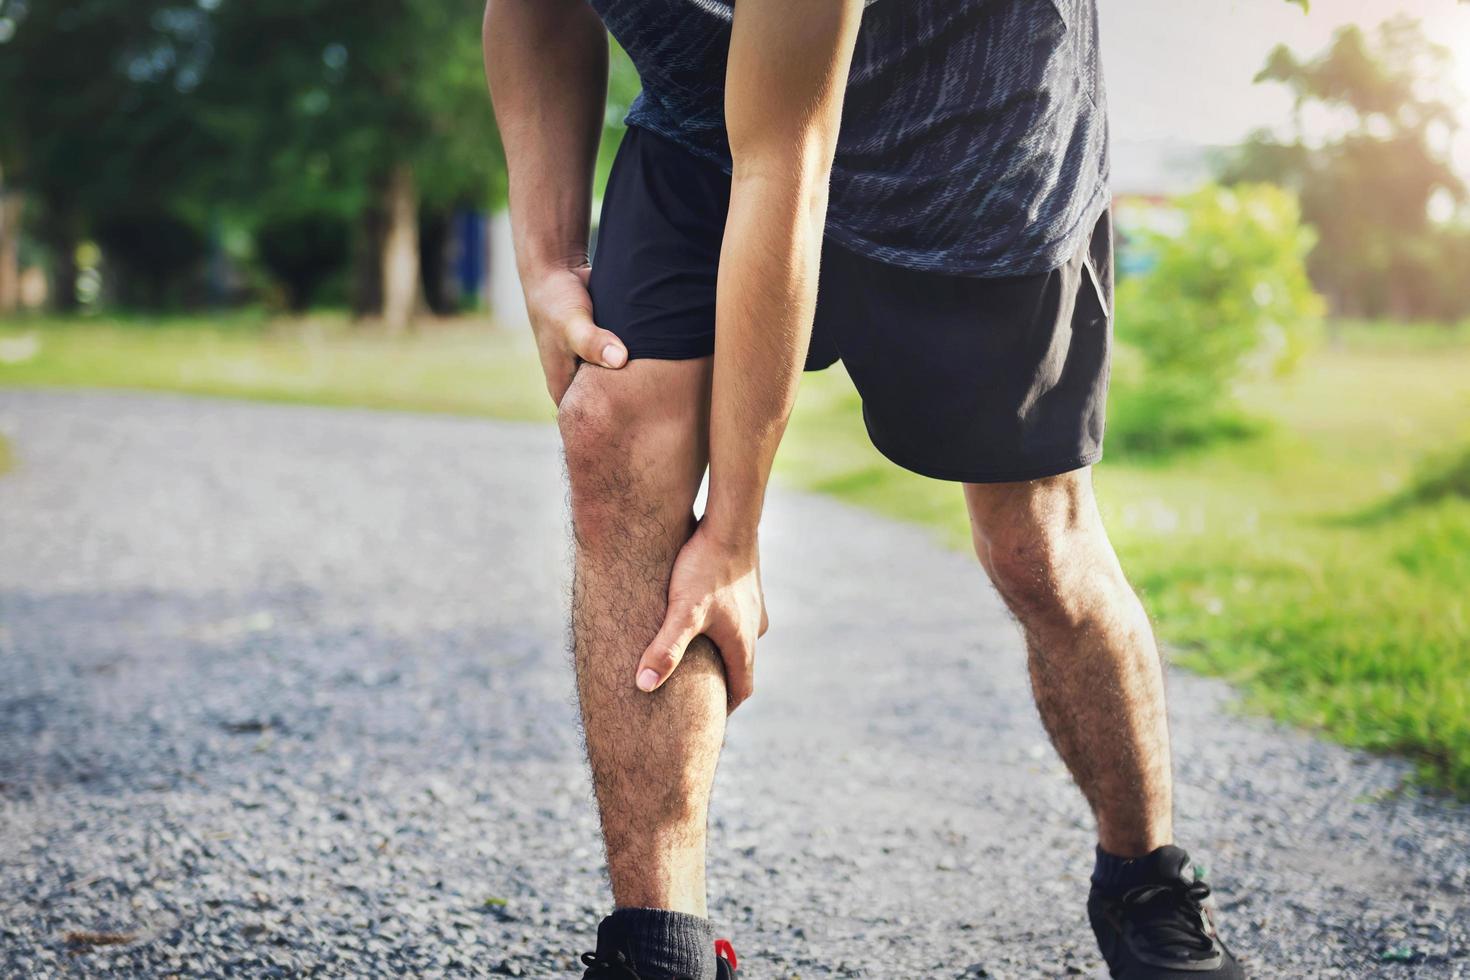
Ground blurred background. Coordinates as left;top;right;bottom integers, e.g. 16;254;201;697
0;0;1467;799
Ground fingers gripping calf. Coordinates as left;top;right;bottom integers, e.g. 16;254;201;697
556;358;723;709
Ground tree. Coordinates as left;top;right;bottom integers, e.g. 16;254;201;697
254;210;351;311
201;0;503;330
0;162;20;313
0;0;506;321
1223;16;1468;320
0;0;219;310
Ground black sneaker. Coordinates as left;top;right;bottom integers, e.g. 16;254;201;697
1087;846;1245;978
578;938;738;979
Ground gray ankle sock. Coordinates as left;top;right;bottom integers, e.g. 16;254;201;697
594;908;715;980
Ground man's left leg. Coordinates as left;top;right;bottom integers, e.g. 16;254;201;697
964;467;1243;979
964;467;1171;856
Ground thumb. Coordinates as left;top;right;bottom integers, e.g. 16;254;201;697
636;603;703;693
566;311;628;369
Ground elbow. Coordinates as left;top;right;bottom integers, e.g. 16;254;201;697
729;115;837;186
730;145;834;219
731;135;831;180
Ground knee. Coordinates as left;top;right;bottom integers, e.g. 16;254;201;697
557;368;695;539
558;373;637;527
557;370;626;486
971;483;1099;626
979;526;1066;620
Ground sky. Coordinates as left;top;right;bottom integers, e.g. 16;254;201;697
1101;0;1470;188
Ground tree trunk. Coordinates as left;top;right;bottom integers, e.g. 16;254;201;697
350;205;383;319
53;255;77;311
379;163;422;334
0;189;19;315
38;198;80;313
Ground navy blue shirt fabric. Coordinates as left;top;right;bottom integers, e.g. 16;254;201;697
587;0;1111;278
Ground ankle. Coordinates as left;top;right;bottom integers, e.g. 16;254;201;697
608;853;708;916
610;889;708;918
1096;824;1173;861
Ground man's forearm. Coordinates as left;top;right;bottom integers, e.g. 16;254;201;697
702;0;862;547
482;0;607;277
629;0;861;701
703;170;828;547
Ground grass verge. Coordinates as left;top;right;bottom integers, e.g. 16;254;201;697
0;312;554;422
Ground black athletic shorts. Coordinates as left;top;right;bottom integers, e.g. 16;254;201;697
588;125;1114;484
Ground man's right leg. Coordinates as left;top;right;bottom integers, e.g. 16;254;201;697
558;357;727;917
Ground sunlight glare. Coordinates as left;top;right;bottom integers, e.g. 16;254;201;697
1454;23;1470;105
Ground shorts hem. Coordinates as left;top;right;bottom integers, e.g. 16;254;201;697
866;429;1103;484
623;345;715;362
624;344;834;372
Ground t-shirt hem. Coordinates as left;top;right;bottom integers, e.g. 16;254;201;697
621;116;1112;280
823;174;1112;279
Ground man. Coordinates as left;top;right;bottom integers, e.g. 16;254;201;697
483;0;1245;977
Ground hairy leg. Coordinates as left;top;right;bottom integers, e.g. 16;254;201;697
964;469;1173;856
558;358;727;914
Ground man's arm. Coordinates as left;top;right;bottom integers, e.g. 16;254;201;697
635;0;863;706
483;0;627;405
707;0;863;546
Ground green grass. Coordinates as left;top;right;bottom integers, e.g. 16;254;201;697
0;312;555;422
3;312;1468;792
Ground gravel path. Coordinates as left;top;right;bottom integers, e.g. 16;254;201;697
0;389;1465;979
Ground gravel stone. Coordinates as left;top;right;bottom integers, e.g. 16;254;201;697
0;389;1467;978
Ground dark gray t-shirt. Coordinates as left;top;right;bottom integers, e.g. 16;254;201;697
588;0;1110;278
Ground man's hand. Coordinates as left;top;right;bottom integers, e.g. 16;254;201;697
636;522;770;711
632;0;860;709
522;264;627;405
484;0;617;405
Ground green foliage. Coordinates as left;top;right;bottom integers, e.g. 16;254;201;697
0;0;221;305
1105;384;1265;459
1354;445;1470;522
0;0;509;310
1394;224;1470;323
93;212;209;309
1404;448;1470;506
0;0;218;209
1110;184;1325;455
198;0;501;217
1224;16;1468;321
254;212;352;312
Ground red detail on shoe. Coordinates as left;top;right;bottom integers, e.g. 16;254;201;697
714;938;738;970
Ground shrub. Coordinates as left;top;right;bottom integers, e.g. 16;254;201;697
1408;448;1470;506
1109;184;1325;456
1355;445;1470;523
254;211;351;312
93;212;209;310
